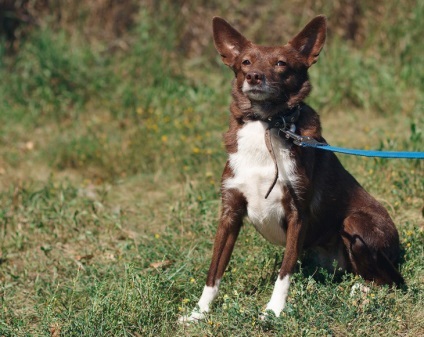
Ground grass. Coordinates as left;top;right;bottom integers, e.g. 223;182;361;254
0;1;423;336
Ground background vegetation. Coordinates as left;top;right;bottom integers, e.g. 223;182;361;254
0;0;422;335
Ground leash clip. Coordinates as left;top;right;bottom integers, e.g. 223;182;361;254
280;129;327;147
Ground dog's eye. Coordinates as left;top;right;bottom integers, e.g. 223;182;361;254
242;59;251;66
276;60;287;67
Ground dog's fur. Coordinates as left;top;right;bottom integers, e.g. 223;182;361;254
180;15;403;322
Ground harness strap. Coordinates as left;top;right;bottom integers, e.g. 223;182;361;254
262;105;301;199
264;128;279;199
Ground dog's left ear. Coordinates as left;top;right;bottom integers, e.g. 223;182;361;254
289;15;327;67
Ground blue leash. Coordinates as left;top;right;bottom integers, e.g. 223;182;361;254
281;129;424;159
303;143;424;159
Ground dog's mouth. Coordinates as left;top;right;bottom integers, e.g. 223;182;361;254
242;85;273;101
245;88;265;94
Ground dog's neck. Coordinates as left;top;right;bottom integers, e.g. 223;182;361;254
246;103;302;128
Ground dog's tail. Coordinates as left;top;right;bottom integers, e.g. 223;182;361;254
341;230;404;287
375;250;405;287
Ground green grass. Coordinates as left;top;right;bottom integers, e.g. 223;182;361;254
0;2;423;336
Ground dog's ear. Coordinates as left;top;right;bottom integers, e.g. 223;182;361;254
212;17;250;67
289;15;327;67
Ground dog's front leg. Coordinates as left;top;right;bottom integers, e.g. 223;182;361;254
179;188;246;323
265;214;305;318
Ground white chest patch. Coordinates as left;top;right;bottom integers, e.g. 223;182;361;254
224;121;298;246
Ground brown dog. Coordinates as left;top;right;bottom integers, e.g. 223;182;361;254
180;15;403;322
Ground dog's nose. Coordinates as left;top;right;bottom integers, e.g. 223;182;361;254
246;72;264;85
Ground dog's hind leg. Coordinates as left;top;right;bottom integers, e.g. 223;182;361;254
341;213;404;287
179;188;246;323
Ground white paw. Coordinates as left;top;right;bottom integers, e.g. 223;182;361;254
260;274;290;320
259;310;276;321
178;283;220;324
350;283;370;297
261;301;284;320
178;310;206;324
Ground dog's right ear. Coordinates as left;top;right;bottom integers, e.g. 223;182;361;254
212;17;249;67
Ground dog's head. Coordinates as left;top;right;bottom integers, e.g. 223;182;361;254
212;16;326;114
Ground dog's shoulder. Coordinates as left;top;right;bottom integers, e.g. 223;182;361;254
297;103;323;140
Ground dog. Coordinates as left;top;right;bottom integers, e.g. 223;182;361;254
180;15;404;322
